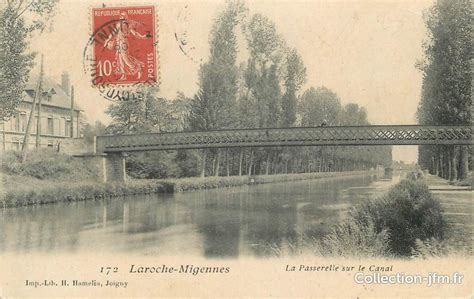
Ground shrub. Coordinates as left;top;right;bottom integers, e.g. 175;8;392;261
350;179;447;256
313;179;447;258
1;150;23;174
319;218;392;258
173;150;200;178
126;152;177;179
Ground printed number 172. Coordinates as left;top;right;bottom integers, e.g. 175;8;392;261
100;266;118;275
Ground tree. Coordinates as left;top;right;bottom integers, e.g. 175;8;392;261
189;1;244;130
4;0;58;33
299;87;341;172
297;86;391;173
105;87;198;179
106;86;173;134
0;1;58;119
188;1;245;177
82;121;107;144
282;48;306;126
169;92;192;131
417;0;472;180
241;13;285;127
341;103;369;126
244;14;284;68
299;86;342;126
0;6;34;119
239;13;288;175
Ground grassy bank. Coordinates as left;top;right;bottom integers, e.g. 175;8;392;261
0;174;174;208
448;171;473;187
169;171;373;192
1;149;381;208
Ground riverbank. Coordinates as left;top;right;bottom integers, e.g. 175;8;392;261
0;170;379;208
422;173;473;253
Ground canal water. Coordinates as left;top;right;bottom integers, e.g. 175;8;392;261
0;173;401;257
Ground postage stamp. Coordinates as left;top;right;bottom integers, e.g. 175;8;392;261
83;5;158;101
92;6;157;85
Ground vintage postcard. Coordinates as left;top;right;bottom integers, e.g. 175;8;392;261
0;0;472;297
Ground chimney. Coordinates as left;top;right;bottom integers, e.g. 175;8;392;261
61;71;70;96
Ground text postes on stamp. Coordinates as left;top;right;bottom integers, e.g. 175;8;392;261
91;6;157;87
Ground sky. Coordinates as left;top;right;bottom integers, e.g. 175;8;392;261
28;0;435;162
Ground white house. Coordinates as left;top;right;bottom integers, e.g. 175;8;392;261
0;72;82;151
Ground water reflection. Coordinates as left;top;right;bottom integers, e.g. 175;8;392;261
0;174;399;257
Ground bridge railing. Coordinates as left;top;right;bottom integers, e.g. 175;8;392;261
95;125;472;153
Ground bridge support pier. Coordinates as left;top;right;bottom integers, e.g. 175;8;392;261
104;153;127;183
72;153;126;183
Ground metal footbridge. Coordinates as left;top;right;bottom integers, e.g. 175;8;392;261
95;125;472;153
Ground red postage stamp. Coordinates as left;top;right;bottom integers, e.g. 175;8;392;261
91;6;157;85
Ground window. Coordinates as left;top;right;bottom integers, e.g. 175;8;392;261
12;114;18;132
19;112;27;132
47;140;54;148
47;116;54;135
32;116;37;134
13;139;21;151
62;118;66;136
66;119;72;137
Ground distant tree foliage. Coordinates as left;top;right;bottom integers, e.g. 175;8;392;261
417;0;472;180
298;86;391;173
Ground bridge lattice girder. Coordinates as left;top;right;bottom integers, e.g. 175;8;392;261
95;125;473;153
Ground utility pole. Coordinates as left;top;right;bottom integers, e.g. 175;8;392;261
22;55;44;161
70;85;74;138
35;83;44;148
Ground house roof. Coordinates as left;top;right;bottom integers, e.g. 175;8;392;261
24;76;82;111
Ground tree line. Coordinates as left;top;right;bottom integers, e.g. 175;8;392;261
98;1;391;179
417;0;472;181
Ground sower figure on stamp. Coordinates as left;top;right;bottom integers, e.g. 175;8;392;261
104;12;150;81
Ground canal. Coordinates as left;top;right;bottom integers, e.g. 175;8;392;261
0;173;401;257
